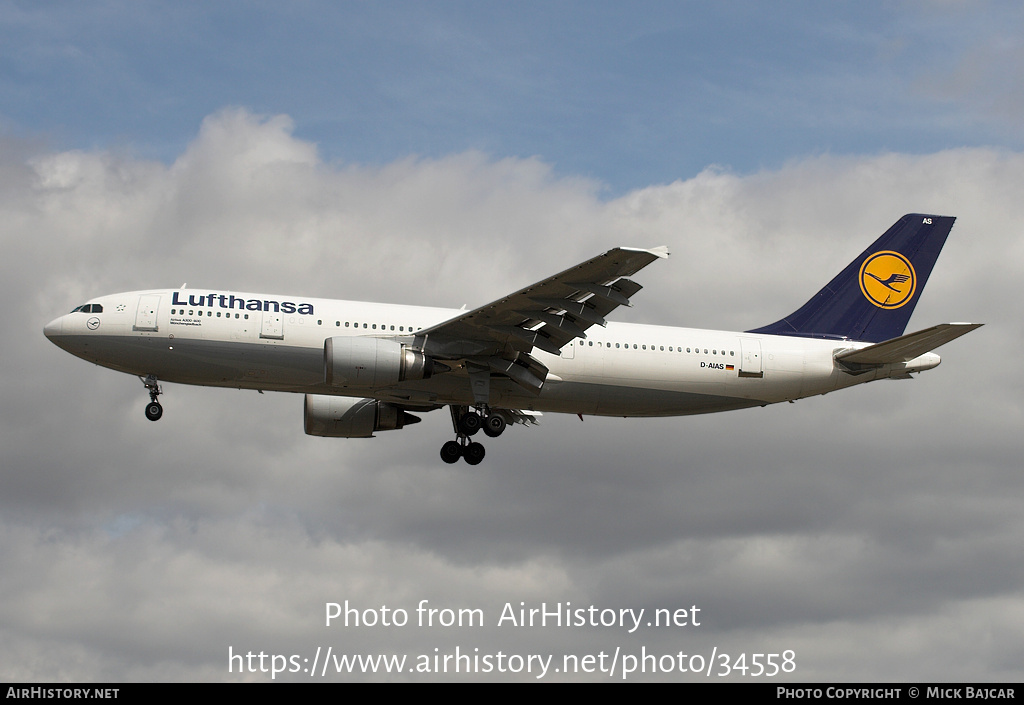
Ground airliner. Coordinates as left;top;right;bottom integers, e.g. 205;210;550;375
44;214;979;464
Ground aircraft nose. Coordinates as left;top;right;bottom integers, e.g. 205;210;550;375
43;316;63;340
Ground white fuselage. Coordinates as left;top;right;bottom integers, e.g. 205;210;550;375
43;289;941;417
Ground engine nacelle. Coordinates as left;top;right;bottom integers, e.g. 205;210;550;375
303;394;421;438
324;337;436;388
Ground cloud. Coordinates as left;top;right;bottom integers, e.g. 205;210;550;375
2;109;1021;680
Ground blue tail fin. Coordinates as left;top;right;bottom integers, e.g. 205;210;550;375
748;214;955;343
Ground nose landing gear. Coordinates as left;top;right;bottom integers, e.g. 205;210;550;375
140;374;163;421
145;401;163;421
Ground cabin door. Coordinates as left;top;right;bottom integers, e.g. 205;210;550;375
260;312;284;340
134;294;161;332
738;338;763;378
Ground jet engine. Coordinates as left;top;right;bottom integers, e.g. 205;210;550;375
303;394;421;438
324;337;436;388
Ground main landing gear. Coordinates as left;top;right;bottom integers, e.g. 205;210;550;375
140;374;163;421
440;406;507;465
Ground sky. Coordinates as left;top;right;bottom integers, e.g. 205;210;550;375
1;0;1022;682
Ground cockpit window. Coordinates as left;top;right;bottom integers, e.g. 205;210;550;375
71;303;103;313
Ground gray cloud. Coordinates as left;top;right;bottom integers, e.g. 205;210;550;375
1;110;1020;681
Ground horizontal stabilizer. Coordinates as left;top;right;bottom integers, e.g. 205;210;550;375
836;323;982;365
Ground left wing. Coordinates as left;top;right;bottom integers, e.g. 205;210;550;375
414;246;669;397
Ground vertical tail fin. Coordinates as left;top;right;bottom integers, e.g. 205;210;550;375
748;214;955;342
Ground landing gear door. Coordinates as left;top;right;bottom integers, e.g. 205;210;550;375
134;294;161;332
260;312;284;340
739;338;764;378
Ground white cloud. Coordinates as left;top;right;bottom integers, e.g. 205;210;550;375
2;110;1021;680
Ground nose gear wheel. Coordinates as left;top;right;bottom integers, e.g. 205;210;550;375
140;374;164;422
